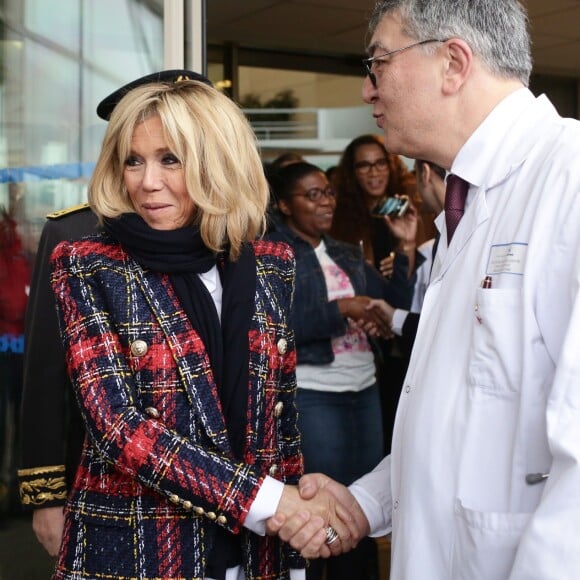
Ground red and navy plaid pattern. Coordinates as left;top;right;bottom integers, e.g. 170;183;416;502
50;233;303;579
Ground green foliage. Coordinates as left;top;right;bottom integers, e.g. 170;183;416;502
240;89;299;123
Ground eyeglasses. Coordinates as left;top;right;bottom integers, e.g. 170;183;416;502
292;186;336;202
354;158;389;174
363;39;446;87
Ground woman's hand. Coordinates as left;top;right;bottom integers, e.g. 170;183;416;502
378;251;395;279
384;198;418;276
384;196;418;248
337;296;373;323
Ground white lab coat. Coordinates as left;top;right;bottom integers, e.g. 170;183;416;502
351;89;580;579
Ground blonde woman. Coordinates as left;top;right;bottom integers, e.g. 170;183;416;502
49;73;357;580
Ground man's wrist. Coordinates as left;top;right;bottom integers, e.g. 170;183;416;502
391;309;408;336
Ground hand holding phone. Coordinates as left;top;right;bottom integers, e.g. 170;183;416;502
372;195;410;218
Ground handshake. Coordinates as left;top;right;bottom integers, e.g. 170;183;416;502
338;297;395;340
266;473;370;559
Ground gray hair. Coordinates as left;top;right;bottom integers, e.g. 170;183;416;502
368;0;532;85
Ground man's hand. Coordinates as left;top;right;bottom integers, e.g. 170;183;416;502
358;299;394;339
365;299;394;327
32;506;65;556
338;297;391;337
299;473;369;539
267;475;370;559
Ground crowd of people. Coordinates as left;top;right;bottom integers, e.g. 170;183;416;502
265;160;414;579
4;1;579;579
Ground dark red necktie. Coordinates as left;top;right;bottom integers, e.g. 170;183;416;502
444;174;469;243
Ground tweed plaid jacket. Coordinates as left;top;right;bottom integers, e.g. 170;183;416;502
49;232;304;579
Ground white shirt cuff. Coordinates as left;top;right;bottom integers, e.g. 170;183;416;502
391;309;408;336
350;482;391;538
244;476;284;536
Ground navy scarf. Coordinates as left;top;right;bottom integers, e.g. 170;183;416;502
104;213;255;456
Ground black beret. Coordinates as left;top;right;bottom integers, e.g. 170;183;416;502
96;69;212;121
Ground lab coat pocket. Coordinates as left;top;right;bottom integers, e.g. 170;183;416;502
469;288;523;395
451;498;531;580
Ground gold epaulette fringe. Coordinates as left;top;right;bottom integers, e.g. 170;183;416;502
46;203;90;220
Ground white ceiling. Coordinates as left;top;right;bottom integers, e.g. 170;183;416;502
206;0;580;78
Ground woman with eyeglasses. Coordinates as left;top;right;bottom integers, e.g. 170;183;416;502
266;162;414;580
331;133;420;275
331;134;422;457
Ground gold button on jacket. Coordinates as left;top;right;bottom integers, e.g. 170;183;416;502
130;339;148;357
144;407;160;419
276;338;287;354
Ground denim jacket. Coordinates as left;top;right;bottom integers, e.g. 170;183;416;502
266;224;415;365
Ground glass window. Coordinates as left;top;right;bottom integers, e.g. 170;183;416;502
25;0;81;54
234;66;380;169
0;0;163;256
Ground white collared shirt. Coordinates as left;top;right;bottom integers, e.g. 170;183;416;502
199;266;304;579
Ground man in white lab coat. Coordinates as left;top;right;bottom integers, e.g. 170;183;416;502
268;1;580;578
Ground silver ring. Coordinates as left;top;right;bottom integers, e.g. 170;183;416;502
325;526;340;545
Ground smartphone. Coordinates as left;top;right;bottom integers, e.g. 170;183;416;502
373;195;409;218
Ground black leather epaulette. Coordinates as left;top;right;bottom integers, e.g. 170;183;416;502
46;203;90;220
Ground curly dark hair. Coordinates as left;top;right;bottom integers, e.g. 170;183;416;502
330;134;413;247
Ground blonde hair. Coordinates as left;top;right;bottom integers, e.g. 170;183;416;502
89;80;268;259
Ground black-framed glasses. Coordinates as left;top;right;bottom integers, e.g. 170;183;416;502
363;39;446;87
292;186;336;202
354;158;389;174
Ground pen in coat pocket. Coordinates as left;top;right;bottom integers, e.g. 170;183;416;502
475;276;493;324
526;472;549;485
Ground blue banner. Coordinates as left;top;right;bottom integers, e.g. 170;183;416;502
0;162;96;184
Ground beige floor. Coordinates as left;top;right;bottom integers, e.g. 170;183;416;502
376;535;392;580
